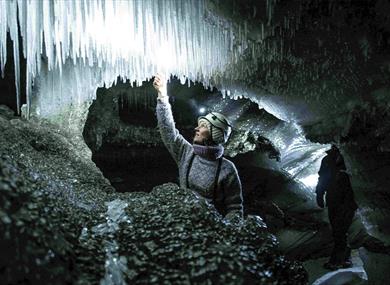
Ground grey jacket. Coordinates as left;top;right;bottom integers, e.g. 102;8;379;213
156;98;243;216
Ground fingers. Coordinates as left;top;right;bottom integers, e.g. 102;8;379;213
153;74;161;82
154;77;161;85
153;74;166;93
153;74;165;88
155;73;165;82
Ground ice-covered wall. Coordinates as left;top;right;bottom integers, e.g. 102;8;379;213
0;0;259;120
30;58;103;138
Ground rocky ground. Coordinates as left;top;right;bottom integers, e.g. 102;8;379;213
0;105;307;284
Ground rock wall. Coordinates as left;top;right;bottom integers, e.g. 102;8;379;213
0;105;308;284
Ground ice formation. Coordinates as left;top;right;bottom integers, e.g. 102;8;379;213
0;0;251;116
255;121;329;190
83;199;131;285
1;0;325;189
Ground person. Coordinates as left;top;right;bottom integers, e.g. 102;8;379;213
153;74;243;219
316;145;358;270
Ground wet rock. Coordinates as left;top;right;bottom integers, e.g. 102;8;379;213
0;111;307;284
0;105;14;119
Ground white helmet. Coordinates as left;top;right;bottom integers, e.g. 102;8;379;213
198;112;232;144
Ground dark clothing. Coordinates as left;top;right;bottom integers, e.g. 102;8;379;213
316;150;358;264
316;150;345;199
324;171;358;212
316;151;357;211
328;202;355;263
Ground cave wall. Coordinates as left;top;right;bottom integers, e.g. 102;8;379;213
1;1;390;282
27;59;110;160
8;0;390;240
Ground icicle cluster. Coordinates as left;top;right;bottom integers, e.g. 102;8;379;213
119;87;155;111
0;0;238;116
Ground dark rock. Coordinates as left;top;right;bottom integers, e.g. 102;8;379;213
0;102;307;284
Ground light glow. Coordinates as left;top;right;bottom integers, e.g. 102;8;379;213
299;174;319;188
0;0;239;116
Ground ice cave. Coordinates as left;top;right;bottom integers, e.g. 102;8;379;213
0;0;389;284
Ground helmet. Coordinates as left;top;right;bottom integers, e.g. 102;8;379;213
198;112;232;144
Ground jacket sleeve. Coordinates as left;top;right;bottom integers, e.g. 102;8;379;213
315;177;327;198
223;163;244;218
156;97;192;165
316;158;328;198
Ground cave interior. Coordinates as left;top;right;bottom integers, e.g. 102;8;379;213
1;0;390;284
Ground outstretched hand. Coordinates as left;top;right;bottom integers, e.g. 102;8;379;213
153;74;167;96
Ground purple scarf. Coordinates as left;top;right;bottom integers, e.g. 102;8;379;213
193;144;224;161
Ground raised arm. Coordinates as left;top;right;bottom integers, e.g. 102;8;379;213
153;74;192;164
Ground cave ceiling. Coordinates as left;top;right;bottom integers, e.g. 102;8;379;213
209;0;390;129
0;0;389;143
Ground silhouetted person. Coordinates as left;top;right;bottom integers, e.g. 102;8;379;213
316;145;358;270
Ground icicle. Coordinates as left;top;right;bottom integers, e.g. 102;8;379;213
7;1;21;113
0;1;7;77
0;0;249;118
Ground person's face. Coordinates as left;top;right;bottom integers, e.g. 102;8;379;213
193;121;211;145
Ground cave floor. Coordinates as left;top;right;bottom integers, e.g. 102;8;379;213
303;249;367;284
0;107;308;284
